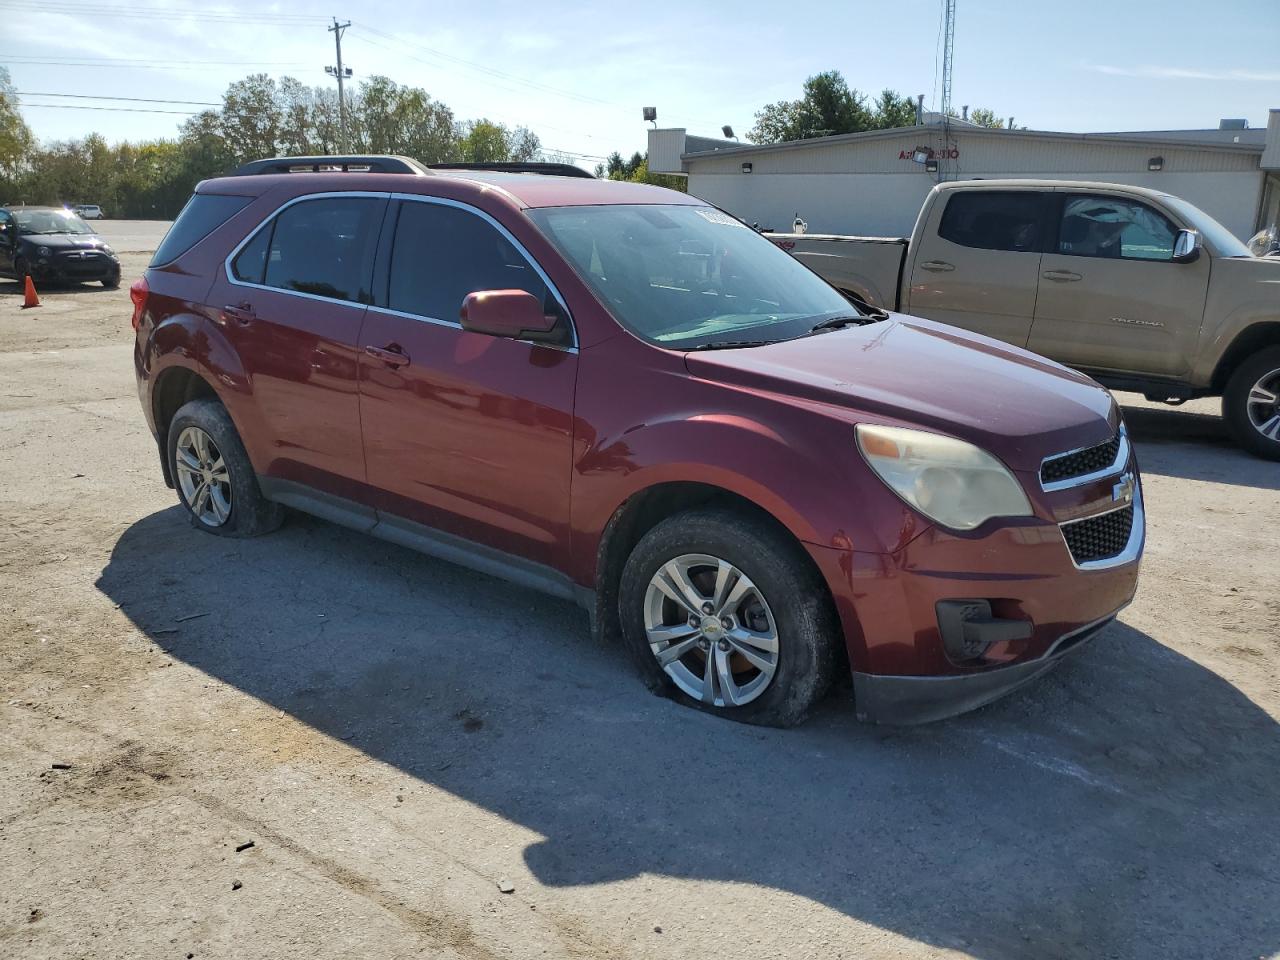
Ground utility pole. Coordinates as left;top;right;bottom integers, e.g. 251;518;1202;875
326;18;352;153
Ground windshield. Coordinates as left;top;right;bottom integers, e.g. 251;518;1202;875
13;209;96;236
1158;195;1251;257
526;204;855;348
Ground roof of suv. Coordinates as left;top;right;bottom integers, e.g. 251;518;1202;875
198;169;702;209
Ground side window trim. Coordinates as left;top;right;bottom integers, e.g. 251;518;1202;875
370;192;577;350
223;190;392;306
1052;192;1181;263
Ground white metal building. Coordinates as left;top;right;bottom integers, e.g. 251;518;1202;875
648;109;1280;241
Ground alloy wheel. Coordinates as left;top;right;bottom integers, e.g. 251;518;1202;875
175;426;232;527
1246;368;1280;441
643;553;780;707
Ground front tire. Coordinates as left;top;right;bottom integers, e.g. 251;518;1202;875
619;507;839;727
166;398;283;537
1223;346;1280;461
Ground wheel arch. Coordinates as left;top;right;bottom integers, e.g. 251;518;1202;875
151;366;221;487
589;480;850;679
1210;320;1280;393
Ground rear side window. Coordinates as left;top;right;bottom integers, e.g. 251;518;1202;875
387;200;561;327
938;192;1046;252
151;194;252;266
258;197;383;303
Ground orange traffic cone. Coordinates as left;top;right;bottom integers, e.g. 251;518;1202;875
21;275;40;309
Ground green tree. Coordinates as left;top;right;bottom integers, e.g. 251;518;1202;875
968;107;1005;129
749;70;874;143
0;67;34;184
593;150;684;191
353;76;456;161
218;74;281;162
872;89;918;129
457;119;541;163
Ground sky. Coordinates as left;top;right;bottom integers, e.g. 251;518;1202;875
5;0;1279;168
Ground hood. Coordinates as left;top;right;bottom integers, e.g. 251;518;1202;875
683;314;1116;470
20;232;108;251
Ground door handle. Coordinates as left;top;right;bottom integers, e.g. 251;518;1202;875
364;343;410;368
221;301;256;326
920;260;955;272
1042;270;1083;282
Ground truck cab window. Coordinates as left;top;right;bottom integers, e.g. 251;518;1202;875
1056;195;1177;261
938;192;1046;252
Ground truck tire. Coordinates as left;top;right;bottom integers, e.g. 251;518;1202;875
1223;346;1280;461
618;506;839;727
166;398;284;537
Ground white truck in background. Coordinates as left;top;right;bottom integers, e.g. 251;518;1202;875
769;179;1280;459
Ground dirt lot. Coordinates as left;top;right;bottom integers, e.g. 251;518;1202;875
1;230;1277;960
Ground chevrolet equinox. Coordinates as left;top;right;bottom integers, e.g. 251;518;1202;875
132;155;1145;726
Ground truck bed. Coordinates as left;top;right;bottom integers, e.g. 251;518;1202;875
767;233;908;309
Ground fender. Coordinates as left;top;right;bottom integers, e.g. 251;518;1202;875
144;309;273;472
568;407;927;588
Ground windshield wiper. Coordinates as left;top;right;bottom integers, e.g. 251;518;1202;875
685;339;776;351
808;307;891;334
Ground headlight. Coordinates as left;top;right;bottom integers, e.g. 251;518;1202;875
38;246;51;257
856;424;1032;531
102;245;116;256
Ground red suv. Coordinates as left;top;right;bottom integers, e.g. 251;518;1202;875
132;155;1144;726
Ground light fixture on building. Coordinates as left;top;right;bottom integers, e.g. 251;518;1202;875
925;158;939;173
1148;156;1164;171
722;125;735;139
741;162;753;174
643;106;657;127
911;148;930;164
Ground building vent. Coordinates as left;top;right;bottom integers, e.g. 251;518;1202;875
1219;118;1248;130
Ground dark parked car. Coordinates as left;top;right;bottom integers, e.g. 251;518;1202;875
0;205;121;287
131;155;1144;726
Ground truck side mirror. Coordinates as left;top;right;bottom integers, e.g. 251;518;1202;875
1172;229;1202;263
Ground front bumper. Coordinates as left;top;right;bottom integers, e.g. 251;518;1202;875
851;611;1119;724
805;475;1144;723
30;255;120;283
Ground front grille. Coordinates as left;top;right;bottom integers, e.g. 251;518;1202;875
55;251;110;277
1041;432;1122;486
1061;505;1134;564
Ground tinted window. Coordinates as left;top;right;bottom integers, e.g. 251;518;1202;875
1057;195;1178;261
231;223;271;284
152;194;251;265
262;197;382;303
938;192;1045;252
388;201;557;325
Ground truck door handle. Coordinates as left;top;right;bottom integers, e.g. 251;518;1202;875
1042;270;1083;282
221;302;256;326
364;343;410;368
920;260;955;272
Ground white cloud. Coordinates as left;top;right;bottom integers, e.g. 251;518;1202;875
1088;64;1280;82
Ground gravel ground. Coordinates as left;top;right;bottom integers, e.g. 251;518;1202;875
1;252;1277;960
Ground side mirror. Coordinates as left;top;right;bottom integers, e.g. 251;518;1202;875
459;289;558;341
1172;229;1202;263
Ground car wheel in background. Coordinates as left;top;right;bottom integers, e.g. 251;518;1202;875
102;275;120;289
13;257;29;281
1223;346;1280;461
166;398;284;537
619;506;839;727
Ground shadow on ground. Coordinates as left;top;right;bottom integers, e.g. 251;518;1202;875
1119;399;1279;490
0;278;116;297
96;503;1279;960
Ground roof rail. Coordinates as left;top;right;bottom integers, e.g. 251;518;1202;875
231;155;431;176
428;161;595;179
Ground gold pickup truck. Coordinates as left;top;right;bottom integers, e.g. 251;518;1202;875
771;180;1280;460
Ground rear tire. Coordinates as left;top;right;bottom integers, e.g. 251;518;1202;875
619;506;839;727
166;398;283;537
1222;346;1280;461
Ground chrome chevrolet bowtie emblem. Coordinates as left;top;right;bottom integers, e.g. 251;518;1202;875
1112;472;1136;505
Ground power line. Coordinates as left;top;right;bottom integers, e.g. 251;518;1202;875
17;91;221;106
3;56;311;70
19;103;200;115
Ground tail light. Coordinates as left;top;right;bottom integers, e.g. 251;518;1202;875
129;276;149;330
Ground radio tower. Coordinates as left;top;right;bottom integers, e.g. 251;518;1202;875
940;0;956;121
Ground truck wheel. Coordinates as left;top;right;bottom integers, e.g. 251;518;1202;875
166;398;284;537
1223;346;1280;461
618;506;838;727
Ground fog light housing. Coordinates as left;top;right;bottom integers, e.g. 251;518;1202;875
937;600;1032;662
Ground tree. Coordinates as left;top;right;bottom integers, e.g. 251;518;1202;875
0;67;34;183
594;150;684;191
872;89;918;130
353;76;456;161
457;119;541;163
749;70;873;143
968;107;1005;129
218;74;282;162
